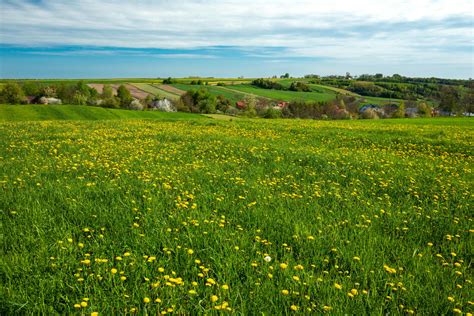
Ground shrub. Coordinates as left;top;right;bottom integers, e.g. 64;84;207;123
361;108;380;119
289;82;311;92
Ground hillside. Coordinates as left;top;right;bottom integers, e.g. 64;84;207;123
0;104;204;121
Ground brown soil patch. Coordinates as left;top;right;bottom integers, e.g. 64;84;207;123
157;85;186;96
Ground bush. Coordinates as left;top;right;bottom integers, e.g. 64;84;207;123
417;102;432;117
264;107;282;119
251;79;284;90
0;82;26;104
361;108;380;119
289;82;311;92
179;89;218;114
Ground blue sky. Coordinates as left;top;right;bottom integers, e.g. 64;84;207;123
0;0;473;79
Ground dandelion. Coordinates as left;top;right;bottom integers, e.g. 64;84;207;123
264;256;272;262
290;305;299;311
80;301;88;308
280;263;288;270
334;283;342;290
281;290;289;295
111;268;117;274
211;295;219;303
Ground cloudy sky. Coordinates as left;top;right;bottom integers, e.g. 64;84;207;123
0;0;473;78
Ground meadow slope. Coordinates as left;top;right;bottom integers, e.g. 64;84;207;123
0;115;472;315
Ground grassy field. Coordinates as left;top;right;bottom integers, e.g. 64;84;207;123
0;104;203;121
0;108;472;315
226;84;337;102
361;96;405;106
170;84;247;104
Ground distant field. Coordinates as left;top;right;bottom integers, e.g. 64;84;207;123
171;84;247;104
361;96;404;105
156;85;186;96
226;84;337;102
130;84;180;100
0;104;204;121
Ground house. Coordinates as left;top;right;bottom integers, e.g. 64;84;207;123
405;107;418;118
236;101;246;109
25;96;37;104
38;97;62;105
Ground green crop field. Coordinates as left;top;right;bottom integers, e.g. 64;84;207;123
170;84;246;104
0;105;203;121
226;84;337;102
1;106;472;315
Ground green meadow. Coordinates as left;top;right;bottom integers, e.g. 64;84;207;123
0;105;472;315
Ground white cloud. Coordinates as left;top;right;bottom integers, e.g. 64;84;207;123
0;0;472;65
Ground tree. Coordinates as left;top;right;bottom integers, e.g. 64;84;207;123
0;82;25;104
72;91;88;105
417;102;432;117
102;85;114;99
439;85;460;113
392;101;405;118
116;85;133;108
179;88;217;114
216;95;231;112
242;95;257;117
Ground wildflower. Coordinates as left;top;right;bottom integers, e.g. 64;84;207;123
221;284;229;290
280;263;288;270
120;276;127;281
281;289;289;295
74;304;81;309
91;313;99;316
80;301;88;308
211;295;219;303
155;298;162;303
111;268;117;274
323;306;332;311
264;256;272;262
353;256;361;261
294;264;304;271
187;249;194;255
290;305;299;311
334;283;342;290
188;290;197;295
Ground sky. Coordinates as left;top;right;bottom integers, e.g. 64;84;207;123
0;0;473;79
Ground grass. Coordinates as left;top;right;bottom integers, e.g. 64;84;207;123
0;104;204;121
170;84;247;104
0;111;472;315
361;96;405;106
226;84;337;102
